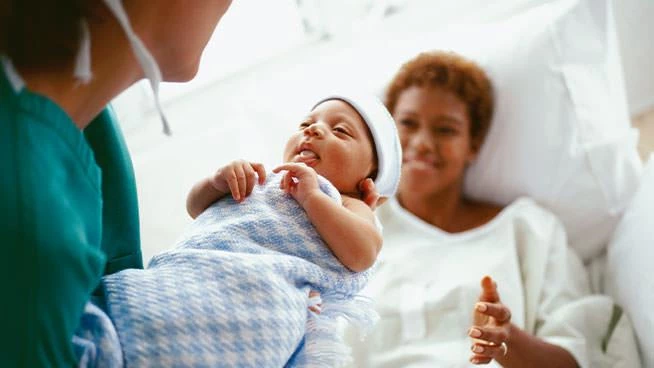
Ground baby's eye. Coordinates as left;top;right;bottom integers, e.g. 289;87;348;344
333;126;351;136
299;121;311;129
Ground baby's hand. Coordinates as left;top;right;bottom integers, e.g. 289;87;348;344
212;160;266;202
469;276;512;365
272;162;322;206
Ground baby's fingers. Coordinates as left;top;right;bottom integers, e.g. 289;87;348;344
475;302;512;324
224;167;241;201
233;164;248;201
251;162;267;185
282;171;294;193
243;164;259;197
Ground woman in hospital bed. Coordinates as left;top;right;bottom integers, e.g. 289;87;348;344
345;51;632;367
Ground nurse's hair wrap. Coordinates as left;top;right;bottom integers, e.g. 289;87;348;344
312;93;402;198
74;0;171;135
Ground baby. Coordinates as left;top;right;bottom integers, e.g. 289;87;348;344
187;94;401;272
75;93;402;368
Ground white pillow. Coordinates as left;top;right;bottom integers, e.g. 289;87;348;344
359;0;642;261
127;0;642;263
606;154;654;367
461;0;643;262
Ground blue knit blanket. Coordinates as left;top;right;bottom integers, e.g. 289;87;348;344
93;172;377;367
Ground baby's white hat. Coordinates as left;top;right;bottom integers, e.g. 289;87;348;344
312;93;402;198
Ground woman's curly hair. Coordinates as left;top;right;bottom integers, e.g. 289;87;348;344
385;51;494;142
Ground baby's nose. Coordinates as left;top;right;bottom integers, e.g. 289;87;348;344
304;123;325;137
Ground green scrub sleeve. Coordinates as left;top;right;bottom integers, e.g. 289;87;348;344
0;86;106;366
85;106;143;275
1;66;142;365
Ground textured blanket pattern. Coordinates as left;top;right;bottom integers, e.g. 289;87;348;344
102;172;375;367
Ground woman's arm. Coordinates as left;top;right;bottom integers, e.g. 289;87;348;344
469;276;578;367
495;324;578;367
273;163;381;272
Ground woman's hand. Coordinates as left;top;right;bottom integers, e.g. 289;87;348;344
469;276;512;365
212;160;267;202
358;178;386;209
272;162;322;206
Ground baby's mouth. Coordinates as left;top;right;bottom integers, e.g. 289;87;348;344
299;150;318;159
295;149;320;166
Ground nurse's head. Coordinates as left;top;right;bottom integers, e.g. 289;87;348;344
0;0;232;82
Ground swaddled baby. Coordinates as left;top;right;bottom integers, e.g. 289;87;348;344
75;93;402;368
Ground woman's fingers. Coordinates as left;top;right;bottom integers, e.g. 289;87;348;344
479;276;499;303
475;302;512;323
470;354;493;365
468;326;508;345
359;178;380;209
470;341;507;359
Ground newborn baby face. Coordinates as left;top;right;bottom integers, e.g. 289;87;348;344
283;99;377;196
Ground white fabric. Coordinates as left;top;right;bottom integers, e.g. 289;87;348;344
345;197;640;368
312;93;402;198
607;154;654;368
94;0;171;135
461;0;642;262
0;55;24;92
363;0;642;262
73;20;93;83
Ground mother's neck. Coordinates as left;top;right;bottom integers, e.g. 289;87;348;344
397;182;469;232
18;16;143;130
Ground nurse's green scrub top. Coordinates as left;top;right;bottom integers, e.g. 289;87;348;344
0;62;143;366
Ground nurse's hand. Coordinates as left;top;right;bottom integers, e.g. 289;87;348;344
358;178;385;209
469;276;512;365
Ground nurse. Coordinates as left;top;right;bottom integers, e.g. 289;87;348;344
0;0;232;366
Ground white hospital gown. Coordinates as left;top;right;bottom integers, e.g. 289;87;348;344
346;197;595;368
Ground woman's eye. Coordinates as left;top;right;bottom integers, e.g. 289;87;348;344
437;127;457;135
399;119;417;128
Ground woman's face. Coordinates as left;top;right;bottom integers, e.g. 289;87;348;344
393;86;479;197
130;0;233;82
